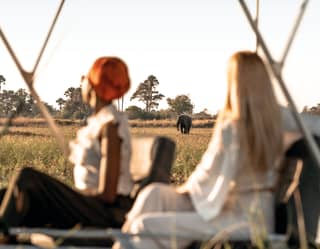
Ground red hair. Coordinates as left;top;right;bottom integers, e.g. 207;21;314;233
88;57;130;101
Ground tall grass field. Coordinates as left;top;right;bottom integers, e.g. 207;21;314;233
0;118;313;247
0;118;213;188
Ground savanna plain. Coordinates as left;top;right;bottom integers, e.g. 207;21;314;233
0;118;213;188
1;118;315;247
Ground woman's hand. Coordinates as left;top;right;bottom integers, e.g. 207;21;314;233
175;183;189;194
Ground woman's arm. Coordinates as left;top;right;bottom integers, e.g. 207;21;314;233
97;122;121;203
184;121;240;221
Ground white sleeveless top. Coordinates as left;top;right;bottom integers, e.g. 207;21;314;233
68;104;133;196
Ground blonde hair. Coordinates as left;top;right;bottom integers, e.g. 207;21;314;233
217;51;283;171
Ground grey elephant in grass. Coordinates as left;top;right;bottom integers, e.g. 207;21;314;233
176;114;192;134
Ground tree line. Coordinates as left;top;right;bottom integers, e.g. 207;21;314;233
0;74;214;120
302;105;320;115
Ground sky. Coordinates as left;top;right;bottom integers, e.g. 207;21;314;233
0;0;319;114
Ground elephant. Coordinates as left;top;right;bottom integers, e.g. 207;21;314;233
176;114;192;134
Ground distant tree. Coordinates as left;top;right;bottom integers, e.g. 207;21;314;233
302;104;320;115
130;75;165;112
58;87;91;119
42;102;58;116
0;90;18;116
0;75;5;92
125;105;144;119
156;109;176;119
193;109;213;119
15;88;33;115
28;101;57;117
302;106;308;113
167;94;194;115
56;98;65;111
0;88;56;117
0;89;30;116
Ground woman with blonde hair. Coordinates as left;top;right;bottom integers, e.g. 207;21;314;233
0;57;134;237
113;51;320;249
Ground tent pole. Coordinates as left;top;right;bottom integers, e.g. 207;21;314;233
0;0;68;157
32;0;65;77
280;0;309;67
255;0;260;52
238;0;320;168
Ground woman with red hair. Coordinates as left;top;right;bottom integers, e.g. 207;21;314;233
0;57;134;235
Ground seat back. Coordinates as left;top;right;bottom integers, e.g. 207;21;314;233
275;136;320;246
129;136;176;199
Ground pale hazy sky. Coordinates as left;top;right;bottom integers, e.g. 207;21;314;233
1;0;319;114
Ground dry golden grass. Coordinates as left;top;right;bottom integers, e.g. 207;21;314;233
129;119;215;128
0;117;215;128
0;119;213;188
0;117;82;127
0;119;303;247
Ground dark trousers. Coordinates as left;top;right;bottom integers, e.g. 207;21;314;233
0;167;133;228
